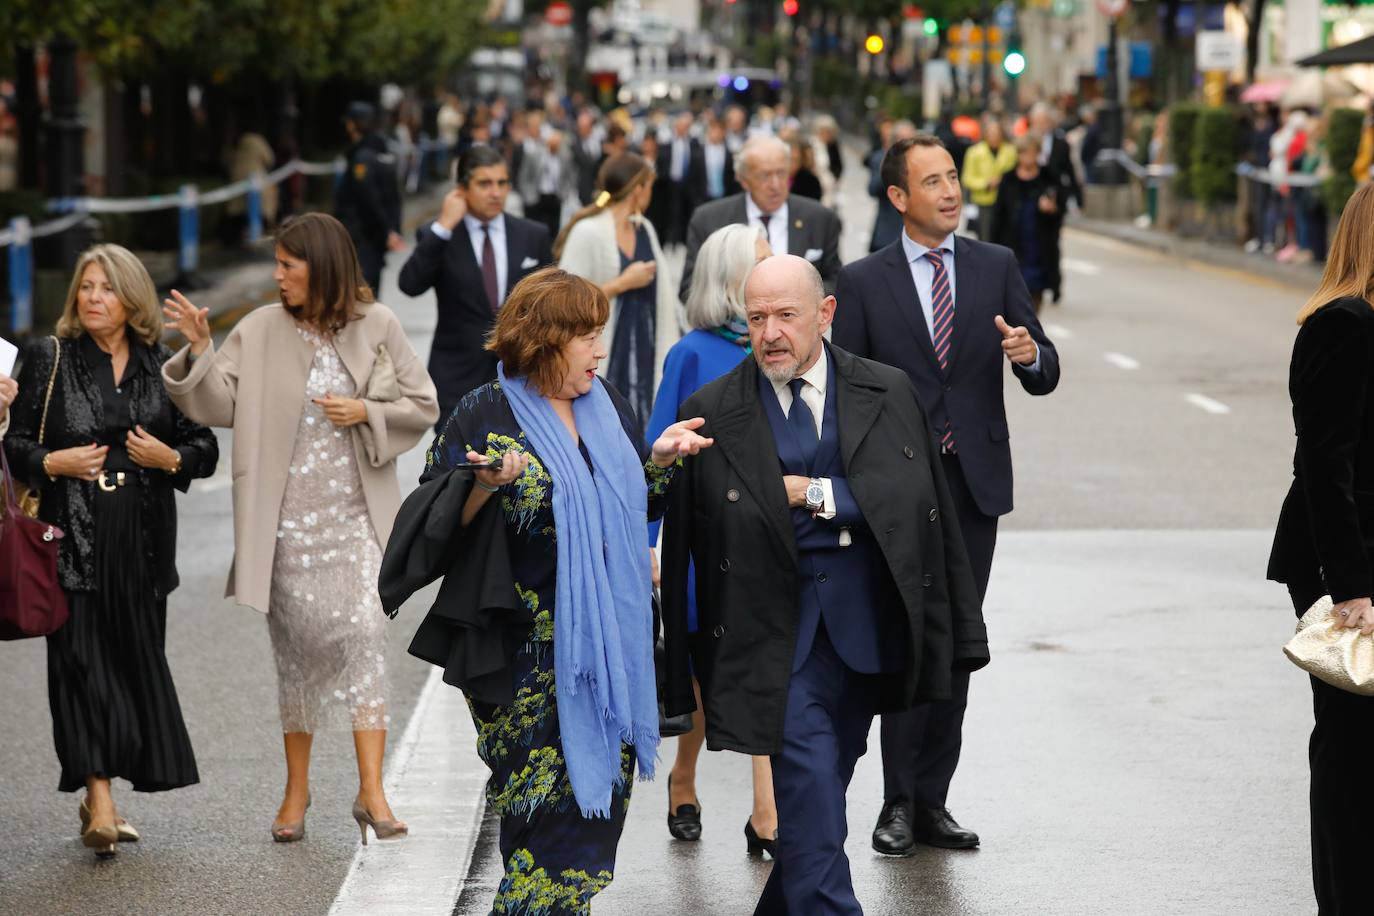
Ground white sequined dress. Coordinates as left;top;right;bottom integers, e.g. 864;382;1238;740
267;326;388;733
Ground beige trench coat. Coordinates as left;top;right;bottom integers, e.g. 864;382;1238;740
162;302;439;614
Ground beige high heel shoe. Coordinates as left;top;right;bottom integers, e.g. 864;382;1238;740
81;821;118;859
352;799;408;845
79;796;140;842
271;794;311;843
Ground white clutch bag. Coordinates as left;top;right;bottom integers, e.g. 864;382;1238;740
1283;595;1374;695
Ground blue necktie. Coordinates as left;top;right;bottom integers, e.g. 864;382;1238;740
787;378;819;473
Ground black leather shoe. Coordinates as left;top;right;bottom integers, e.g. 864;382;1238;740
744;817;777;857
871;800;915;857
911;807;980;849
666;775;702;841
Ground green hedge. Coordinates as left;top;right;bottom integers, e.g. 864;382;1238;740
1168;102;1203;199
1190;107;1238;205
1324;107;1363;215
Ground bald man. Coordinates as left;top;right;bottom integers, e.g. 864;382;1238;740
660;256;987;915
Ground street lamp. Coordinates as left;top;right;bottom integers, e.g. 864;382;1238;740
1092;0;1128;184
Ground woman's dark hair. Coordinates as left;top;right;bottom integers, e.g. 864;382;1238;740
552;152;655;259
274;212;374;333
457;145;507;186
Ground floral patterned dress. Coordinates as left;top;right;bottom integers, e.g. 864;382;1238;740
424;380;676;916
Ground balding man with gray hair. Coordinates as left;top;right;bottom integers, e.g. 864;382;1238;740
661;254;987;915
679;135;841;302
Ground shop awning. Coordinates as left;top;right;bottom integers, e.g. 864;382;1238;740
1297;34;1374;67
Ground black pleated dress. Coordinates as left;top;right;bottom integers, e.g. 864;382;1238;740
46;338;199;793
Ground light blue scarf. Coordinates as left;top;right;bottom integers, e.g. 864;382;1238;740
497;363;659;817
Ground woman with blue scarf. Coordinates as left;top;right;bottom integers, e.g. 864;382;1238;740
645;224;782;854
422;267;711;915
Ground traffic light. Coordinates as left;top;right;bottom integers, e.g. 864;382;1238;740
783;0;799;15
865;34;885;54
1003;32;1025;77
923;17;939;36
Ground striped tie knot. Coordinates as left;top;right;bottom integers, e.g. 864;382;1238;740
924;250;945;267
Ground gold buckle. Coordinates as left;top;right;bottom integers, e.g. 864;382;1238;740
96;471;126;492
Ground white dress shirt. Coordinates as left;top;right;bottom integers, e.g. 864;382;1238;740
704;143;727;198
745;195;789;259
900;228;1041;373
431;213;509;306
770;346;842;526
670;136;690;182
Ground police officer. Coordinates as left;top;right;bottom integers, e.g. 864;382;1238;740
335;101;404;292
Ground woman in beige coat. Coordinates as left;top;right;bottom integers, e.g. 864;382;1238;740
162;213;438;844
556;152;682;425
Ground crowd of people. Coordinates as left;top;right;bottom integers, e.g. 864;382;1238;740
2;88;1369;916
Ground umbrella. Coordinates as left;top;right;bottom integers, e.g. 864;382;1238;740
1297;34;1374;67
1240;80;1289;103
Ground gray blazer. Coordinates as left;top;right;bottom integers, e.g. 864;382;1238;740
516;142;576;207
679;192;842;301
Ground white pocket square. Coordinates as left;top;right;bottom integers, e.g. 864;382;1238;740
804;248;823;262
521;256;539;269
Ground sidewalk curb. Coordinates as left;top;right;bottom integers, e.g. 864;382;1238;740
1068;216;1323;290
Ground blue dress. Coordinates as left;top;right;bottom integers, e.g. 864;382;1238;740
645;329;751;633
425;380;677;915
607;226;657;426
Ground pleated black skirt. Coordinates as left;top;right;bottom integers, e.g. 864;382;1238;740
46;482;198;793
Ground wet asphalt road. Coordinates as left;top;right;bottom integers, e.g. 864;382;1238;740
1;150;1319;915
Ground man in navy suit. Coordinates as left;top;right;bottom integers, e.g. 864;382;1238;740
833;133;1060;854
397;145;553;428
662;255;987;915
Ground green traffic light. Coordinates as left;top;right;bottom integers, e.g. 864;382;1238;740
923;17;938;36
1003;50;1026;76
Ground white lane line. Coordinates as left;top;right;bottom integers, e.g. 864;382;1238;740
1043;322;1074;340
1062;257;1102;276
329;666;488;916
1185;393;1232;415
1103;352;1140;371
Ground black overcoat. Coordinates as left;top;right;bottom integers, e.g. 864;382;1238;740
660;344;988;756
1268;297;1374;607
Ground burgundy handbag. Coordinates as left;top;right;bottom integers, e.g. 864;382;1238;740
0;444;68;639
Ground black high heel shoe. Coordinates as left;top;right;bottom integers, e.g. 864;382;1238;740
666;775;702;841
744;817;777;857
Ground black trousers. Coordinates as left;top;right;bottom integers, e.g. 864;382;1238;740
879;453;997;809
355;240;384;295
526;193;562;239
1287;579;1374;915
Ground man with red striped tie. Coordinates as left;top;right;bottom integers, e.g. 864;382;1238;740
833;132;1060;855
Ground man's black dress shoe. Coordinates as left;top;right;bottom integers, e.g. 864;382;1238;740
666;775;702;841
911;807;980;849
871;800;915;856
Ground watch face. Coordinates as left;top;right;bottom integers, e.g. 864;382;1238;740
806;482;825;506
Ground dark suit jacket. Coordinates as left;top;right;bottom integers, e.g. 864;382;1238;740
661;345;987;755
1045;131;1083;210
832;236;1060;518
680;192;842;301
397;214;553;420
687;143;739;208
867;149;904;252
1269;298;1374;607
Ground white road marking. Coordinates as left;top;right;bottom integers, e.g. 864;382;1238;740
1103;352;1140;371
1043;322;1074;339
1185;393;1232;415
1062;257;1102;276
329;666;488;916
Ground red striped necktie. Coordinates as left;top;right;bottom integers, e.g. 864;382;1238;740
924;249;957;453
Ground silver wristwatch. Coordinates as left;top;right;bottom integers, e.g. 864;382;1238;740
805;478;825;514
